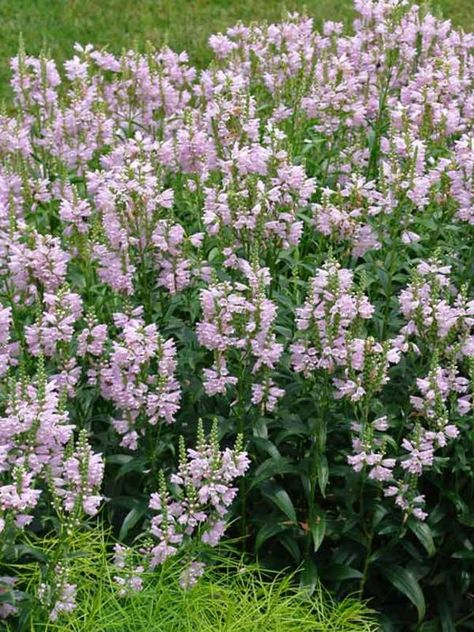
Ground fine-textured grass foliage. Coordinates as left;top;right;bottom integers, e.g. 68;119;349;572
9;530;377;632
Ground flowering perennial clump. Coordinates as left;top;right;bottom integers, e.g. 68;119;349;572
112;422;249;591
99;308;181;449
197;262;284;410
0;363;104;618
0;0;473;626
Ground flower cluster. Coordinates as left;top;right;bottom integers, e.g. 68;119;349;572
345;261;473;521
113;422;249;591
197;263;284;411
291;262;375;375
202;128;315;253
291;262;402;402
347;415;395;483
398;260;473;357
377;262;474;519
53;429;105;518
25;288;83;358
312;182;381;258
38;563;77;622
0;307;18;377
148;423;249;565
112;544;145;597
99;308;181;449
0;367;73;532
0;362;104;617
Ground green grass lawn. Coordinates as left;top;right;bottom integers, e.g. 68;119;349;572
0;0;472;98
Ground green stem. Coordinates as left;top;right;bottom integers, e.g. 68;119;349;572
236;357;249;549
306;378;328;557
359;521;374;597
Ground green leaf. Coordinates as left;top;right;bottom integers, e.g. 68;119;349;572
458;511;474;528
115;456;149;481
419;620;441;632
0;590;15;603
279;533;301;563
250;457;299;490
376;267;389;293
408;520;436;557
255;523;288;551
208;247;220;262
300;558;319;595
112;496;145;510
119;505;147;540
251;437;280;459
275;418;309;443
252;417;269;439
372;504;389;529
316;456;329;497
11;544;48;563
274;325;293;338
451;549;474;560
379;565;426;622
310;510;326;552
107;454;134;465
438;596;457;632
260;481;297;523
323;564;363;581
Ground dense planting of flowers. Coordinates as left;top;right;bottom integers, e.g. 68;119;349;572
0;0;473;628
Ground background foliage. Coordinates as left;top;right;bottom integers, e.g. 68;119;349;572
0;0;473;99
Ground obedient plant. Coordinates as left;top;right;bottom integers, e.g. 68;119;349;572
112;421;249;592
98;307;181;449
0;1;473;629
0;361;104;620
